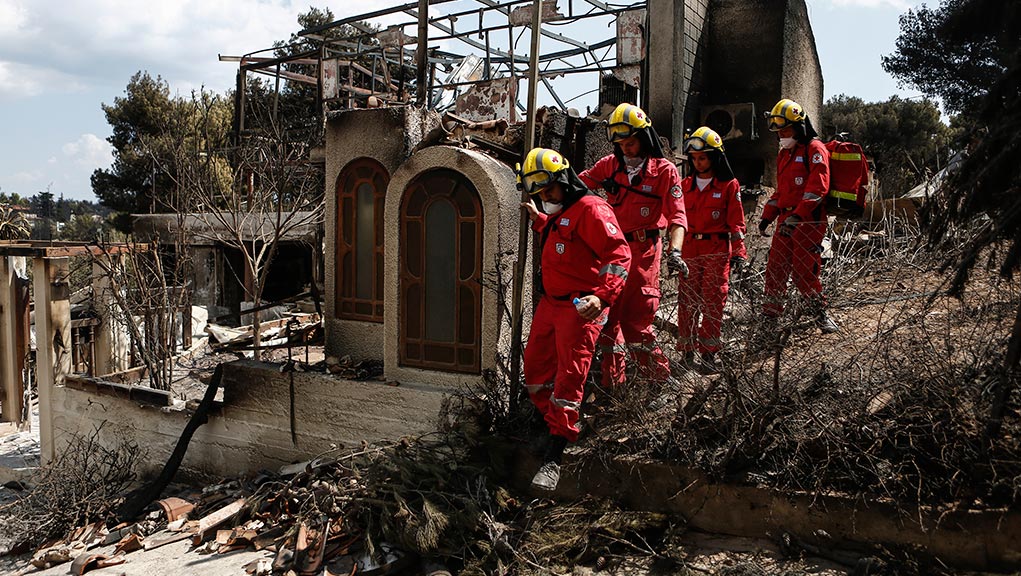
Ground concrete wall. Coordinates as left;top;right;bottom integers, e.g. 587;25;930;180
680;0;711;139
780;0;824;126
50;361;448;479
383;146;524;389
704;0;823;187
323;107;439;362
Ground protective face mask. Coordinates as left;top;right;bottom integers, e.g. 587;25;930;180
779;137;797;150
541;201;563;214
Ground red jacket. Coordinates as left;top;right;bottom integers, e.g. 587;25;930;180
533;195;631;306
680;176;747;258
761;139;831;224
578;155;687;234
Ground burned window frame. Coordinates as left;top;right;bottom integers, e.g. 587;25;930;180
335;157;388;323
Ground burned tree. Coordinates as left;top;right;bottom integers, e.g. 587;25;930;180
173;93;324;360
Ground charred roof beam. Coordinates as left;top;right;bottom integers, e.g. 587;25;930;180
473;0;591;52
298;0;457;37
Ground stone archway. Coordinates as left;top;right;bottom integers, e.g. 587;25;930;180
383;146;522;388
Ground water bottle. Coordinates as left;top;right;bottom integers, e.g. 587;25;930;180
574;297;608;325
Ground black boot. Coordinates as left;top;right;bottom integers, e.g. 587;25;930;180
697;351;720;375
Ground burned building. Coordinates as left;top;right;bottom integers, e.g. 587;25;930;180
8;0;823;479
315;0;823;387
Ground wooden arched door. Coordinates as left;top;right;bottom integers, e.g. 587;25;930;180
399;169;483;373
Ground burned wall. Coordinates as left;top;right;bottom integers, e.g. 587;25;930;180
49;361;447;479
703;0;823;188
324;107;440;363
645;0;711;149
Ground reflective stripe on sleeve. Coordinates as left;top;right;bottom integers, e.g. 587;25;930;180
599;263;629;279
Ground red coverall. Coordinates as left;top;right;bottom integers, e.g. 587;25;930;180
579;156;687;387
676;177;747;353
523;195;631;442
761;139;831;316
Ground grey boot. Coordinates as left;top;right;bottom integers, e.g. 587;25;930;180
648;375;683;412
816;311;839;334
531;461;561;491
531;435;568;491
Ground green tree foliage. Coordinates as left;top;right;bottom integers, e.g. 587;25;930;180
0;188;29;207
92;72;234;225
884;0;1019;295
882;0;1013;117
821;95;952;197
92;72;176;215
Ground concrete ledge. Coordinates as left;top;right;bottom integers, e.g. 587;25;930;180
514;449;1021;573
64;375;172;407
50;360;448;480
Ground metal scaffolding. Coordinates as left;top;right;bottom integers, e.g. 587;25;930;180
222;0;648;125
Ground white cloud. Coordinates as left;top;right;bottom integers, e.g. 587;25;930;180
12;170;42;185
0;0;390;99
62;134;113;169
0;0;30;36
0;60;90;101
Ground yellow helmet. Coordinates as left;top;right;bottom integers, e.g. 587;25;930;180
517;148;570;195
683;126;725;153
606;103;651;142
765;98;806;131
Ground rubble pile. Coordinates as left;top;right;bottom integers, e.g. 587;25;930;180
5;426;711;576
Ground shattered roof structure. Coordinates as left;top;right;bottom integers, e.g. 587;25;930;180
222;0;647;123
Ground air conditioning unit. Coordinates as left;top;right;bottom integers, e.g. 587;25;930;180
700;103;757;141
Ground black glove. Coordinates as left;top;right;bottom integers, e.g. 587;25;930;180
758;219;771;237
729;256;746;276
667;248;689;278
778;215;801;237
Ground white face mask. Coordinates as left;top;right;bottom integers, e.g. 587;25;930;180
541;201;563;214
779;137;797;150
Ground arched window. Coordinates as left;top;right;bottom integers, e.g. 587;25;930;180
336;158;388;322
399;169;483;374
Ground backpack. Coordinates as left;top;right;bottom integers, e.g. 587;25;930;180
823;139;870;218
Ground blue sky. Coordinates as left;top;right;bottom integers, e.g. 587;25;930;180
0;0;928;203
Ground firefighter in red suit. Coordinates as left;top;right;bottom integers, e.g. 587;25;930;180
675;127;747;373
759;98;839;334
519;147;631;492
578;103;687;388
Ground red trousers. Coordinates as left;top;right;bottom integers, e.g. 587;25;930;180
524;296;607;442
763;217;827;316
598;238;671;387
676;237;731;353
